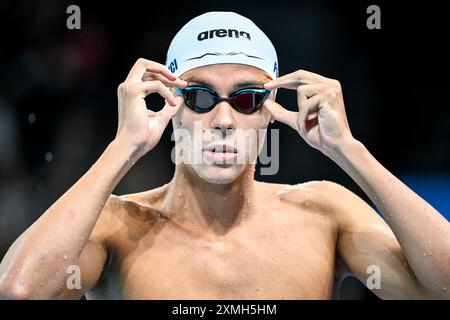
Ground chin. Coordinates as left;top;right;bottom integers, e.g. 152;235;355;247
194;164;244;184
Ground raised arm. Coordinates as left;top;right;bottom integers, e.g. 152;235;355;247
263;69;450;299
333;141;449;299
0;58;187;299
326;180;433;299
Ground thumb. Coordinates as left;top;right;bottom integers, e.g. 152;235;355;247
158;96;183;123
263;99;299;131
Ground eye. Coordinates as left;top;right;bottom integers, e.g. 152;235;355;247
193;89;216;110
234;89;267;111
234;92;257;109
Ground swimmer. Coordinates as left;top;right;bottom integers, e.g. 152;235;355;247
0;12;449;299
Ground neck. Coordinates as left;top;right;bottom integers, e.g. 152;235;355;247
162;164;257;236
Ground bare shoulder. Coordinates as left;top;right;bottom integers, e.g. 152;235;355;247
258;179;354;212
90;184;170;243
271;180;387;232
112;184;169;217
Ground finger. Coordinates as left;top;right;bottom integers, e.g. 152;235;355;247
157;96;184;123
133;80;178;106
298;95;322;135
263;99;298;131
125;58;177;84
297;83;327;109
142;72;188;88
264;70;330;90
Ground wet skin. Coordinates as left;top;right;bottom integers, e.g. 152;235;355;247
3;62;447;300
80;180;342;299
58;65;433;300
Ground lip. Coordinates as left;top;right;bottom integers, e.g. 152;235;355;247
203;144;238;162
203;144;238;153
203;150;238;162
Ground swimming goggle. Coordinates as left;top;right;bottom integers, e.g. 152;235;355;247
176;86;270;114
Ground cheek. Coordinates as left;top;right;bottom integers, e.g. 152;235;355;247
259;108;272;127
242;112;270;130
174;109;209;142
177;107;200;129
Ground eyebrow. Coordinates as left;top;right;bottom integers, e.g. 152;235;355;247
184;76;266;90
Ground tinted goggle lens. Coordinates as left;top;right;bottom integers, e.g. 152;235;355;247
177;86;269;114
186;88;217;112
233;90;267;114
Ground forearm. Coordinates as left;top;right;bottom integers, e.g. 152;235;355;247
0;138;139;298
331;138;450;296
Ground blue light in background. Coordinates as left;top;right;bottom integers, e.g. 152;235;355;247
369;174;450;222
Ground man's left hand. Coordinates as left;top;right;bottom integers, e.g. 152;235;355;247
263;69;354;157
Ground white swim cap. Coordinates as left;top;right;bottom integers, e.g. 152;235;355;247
165;11;279;80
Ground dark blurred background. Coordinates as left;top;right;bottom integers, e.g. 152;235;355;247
0;0;449;299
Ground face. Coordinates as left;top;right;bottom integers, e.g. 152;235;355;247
172;64;275;184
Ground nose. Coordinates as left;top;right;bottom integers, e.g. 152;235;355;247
210;101;236;138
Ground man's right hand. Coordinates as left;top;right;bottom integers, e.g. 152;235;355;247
115;58;187;160
0;59;189;300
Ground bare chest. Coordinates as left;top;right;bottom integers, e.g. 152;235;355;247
98;214;338;299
